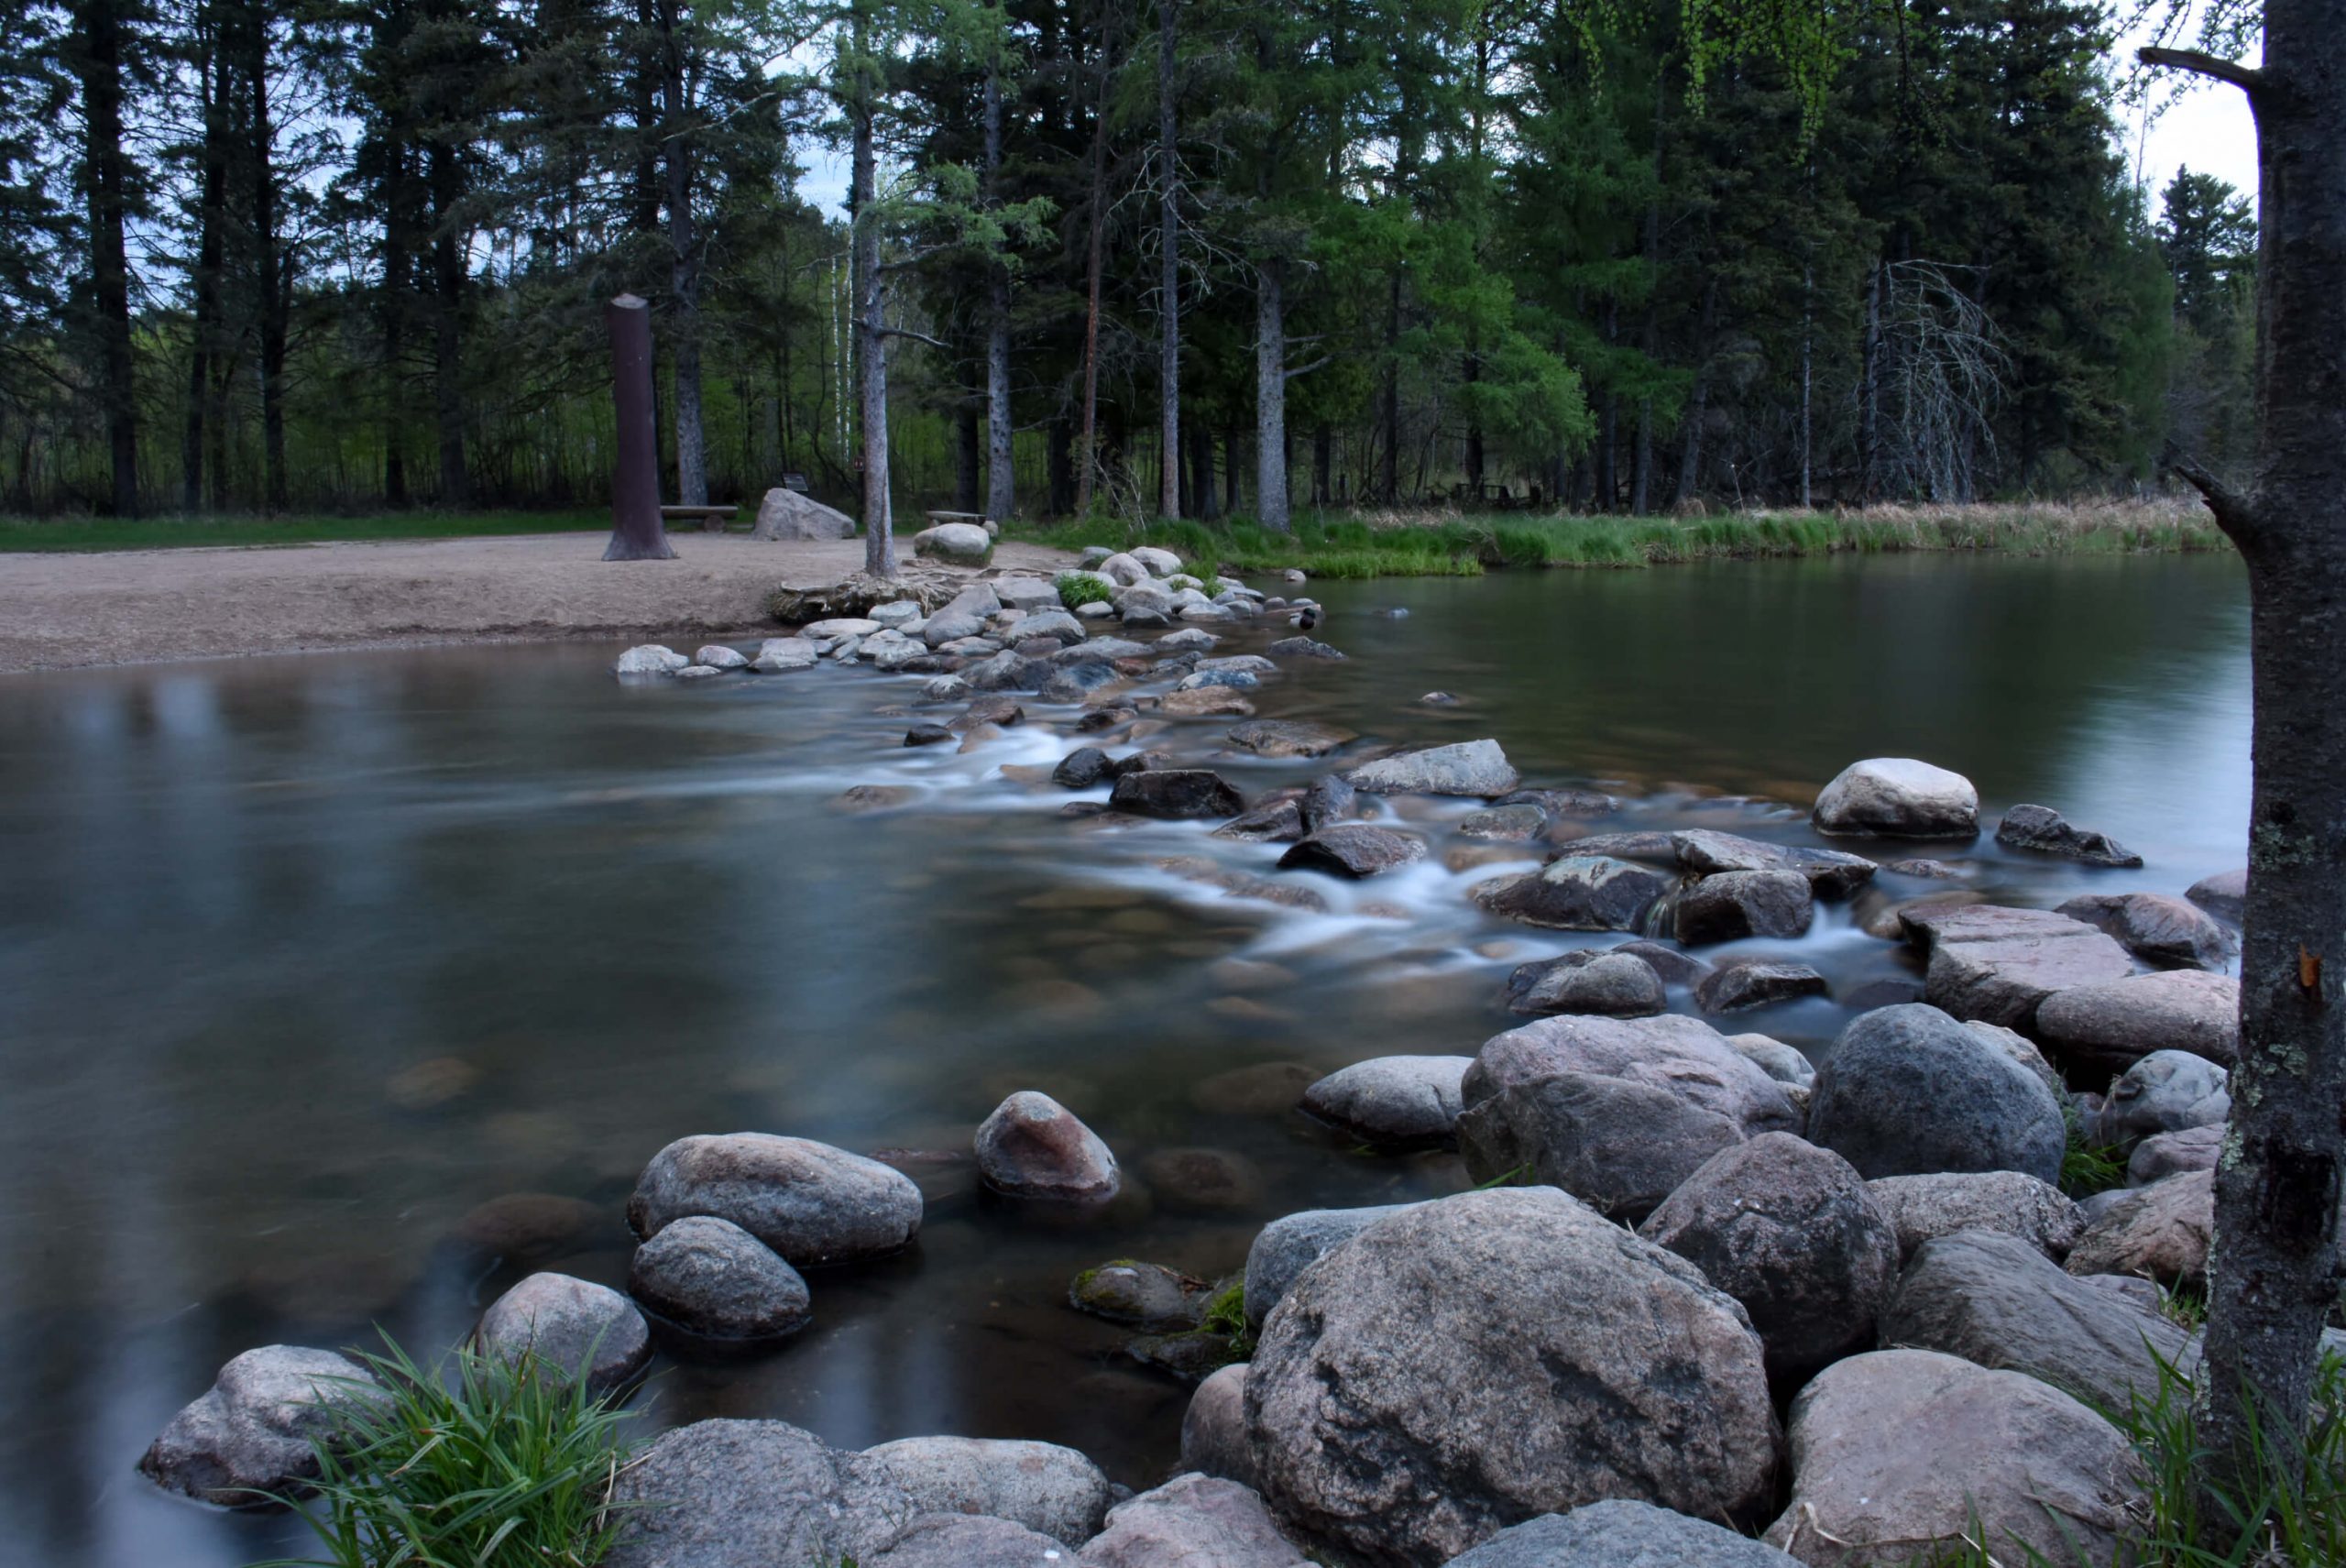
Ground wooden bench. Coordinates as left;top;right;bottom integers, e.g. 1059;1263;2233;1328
925;510;990;528
661;504;742;534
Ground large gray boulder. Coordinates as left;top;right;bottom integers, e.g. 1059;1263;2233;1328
628;1213;812;1340
1695;960;1829;1014
2036;970;2242;1072
1300;1055;1472;1147
1898;905;2137;1032
1244;1189;1779;1564
1672;829;1878;899
1762;1350;2141;1568
2054;892;2235;970
1812;758;1979;838
2064;1169;2213;1288
2187;867;2247;922
1502;950;1666;1018
1180;1365;1258;1489
974;1091;1120;1201
1244;1204;1419;1332
604;1420;915;1568
476;1271;652;1392
1278;825;1426;878
1458;1070;1747;1222
2130;1123;2224;1185
1344;740;1520;796
913;521;994;566
1464;1013;1803;1136
2093;1050;2230;1149
1076;1474;1309;1567
1673;870;1814;945
629;1133;923;1266
865;1516;1071;1568
751;486;856;540
1807;1004;2066;1182
138;1345;378;1507
1442;1501;1802;1567
1881;1229;2196;1411
1109;769;1245;819
1866;1170;2083;1263
1473;856;1676;932
859;1435;1113;1544
1639;1134;1899;1387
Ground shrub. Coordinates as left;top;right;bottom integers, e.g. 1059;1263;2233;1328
1054;571;1115;611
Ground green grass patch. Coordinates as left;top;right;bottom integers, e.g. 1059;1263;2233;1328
2061;1115;2132;1200
1054;570;1116;611
1197;1279;1254;1363
0;508;608;552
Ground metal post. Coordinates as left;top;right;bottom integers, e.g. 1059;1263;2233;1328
603;293;674;562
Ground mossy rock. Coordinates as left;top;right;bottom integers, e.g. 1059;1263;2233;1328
1069;1259;1211;1329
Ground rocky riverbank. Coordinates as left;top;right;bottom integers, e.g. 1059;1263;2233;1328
139;540;2273;1566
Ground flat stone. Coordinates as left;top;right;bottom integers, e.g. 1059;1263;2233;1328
1997;804;2143;868
2055;892;2235;970
1277;824;1425;877
1899;904;2136;1031
2036;970;2241;1072
1343;740;1519;796
1300;1055;1473;1147
1227;719;1356;759
1672;830;1878;898
1157;687;1255;718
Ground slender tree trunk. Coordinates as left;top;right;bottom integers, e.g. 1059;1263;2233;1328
183;27;226;512
1858;258;1884;503
428;140;468;504
661;0;706;506
1674;276;1718;507
250;16;289;512
1157;0;1180;519
983;60;1015;522
1074;0;1117;517
1799;262;1814;508
76;0;138;516
1255;259;1289;532
1312;422;1331;506
1190;420;1216;519
955;399;981;512
1047;412;1072;514
1222;423;1238;515
849;36;893;577
1379;272;1401;502
1464;352;1484;499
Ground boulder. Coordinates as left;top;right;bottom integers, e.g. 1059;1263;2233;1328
864;1516;1071;1568
1277;825;1426;878
1728;1033;1815;1088
1228;719;1357;759
751;486;857;540
628;1133;924;1266
1464;1012;1803;1137
1215;798;1306;842
1898;904;2136;1031
615;643;690;676
1159;686;1255;717
904;723;954;748
1158;627;1222;651
2129;1122;2224;1185
1443;1501;1801;1568
1299;773;1357;835
1812;758;1979;838
1457;804;1550;841
975;1091;1120;1201
1639;1134;1899;1387
1300;1055;1473;1147
2094;1050;2230;1149
2186;867;2248;923
1611;938;1716;986
1996;804;2143;868
1867;1170;2083;1263
859;1435;1112;1545
1109;769;1244;819
1098;552;1148;586
138;1346;378;1507
1672;830;1878;899
1015;609;1086;645
1502;950;1666;1018
2063;1169;2213;1288
1244;1203;1419;1332
1881;1229;2195;1411
1267;636;1344;659
1052;747;1115;788
476;1271;652;1391
1131;545;1184;577
1695;960;1829;1014
2054;892;2235;970
1674;870;1814;945
1076;1474;1308;1568
1472;856;1677;932
1761;1350;2141;1568
2036;970;2242;1072
1070;1260;1212;1328
751;636;822;672
1244;1189;1779;1563
1806;1004;2066;1182
628;1214;812;1340
1344;740;1520;797
604;1420;915;1568
1181;1365;1258;1490
993;578;1061;612
693;644;749;671
1458;1071;1748;1221
913;522;994;566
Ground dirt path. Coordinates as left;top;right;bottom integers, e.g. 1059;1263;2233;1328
0;532;1078;674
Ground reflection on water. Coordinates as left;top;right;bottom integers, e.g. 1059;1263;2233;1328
0;551;2249;1565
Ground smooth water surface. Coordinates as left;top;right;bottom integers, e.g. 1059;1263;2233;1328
0;551;2250;1565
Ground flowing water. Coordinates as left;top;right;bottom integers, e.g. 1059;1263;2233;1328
0;551;2251;1565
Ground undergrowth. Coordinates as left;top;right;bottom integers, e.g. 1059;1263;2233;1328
1198;1279;1254;1363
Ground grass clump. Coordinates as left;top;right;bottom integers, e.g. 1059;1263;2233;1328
1054;570;1115;611
258;1332;641;1568
2061;1102;2131;1200
1198;1279;1254;1363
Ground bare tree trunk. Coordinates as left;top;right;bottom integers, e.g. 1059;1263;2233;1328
849;28;893;577
661;0;706;506
75;0;137;516
183;23;225;512
2143;16;2346;1527
983;60;1014;523
1799;262;1814;509
955;398;981;512
1191;421;1216;518
603;293;674;560
1157;0;1179;519
1074;0;1117;517
1312;422;1330;506
1379;273;1401;502
1255;259;1289;532
429;140;468;504
1858;258;1883;503
250;15;290;513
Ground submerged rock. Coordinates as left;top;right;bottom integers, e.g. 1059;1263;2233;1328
140;1346;379;1508
1812;757;1979;838
628;1133;924;1266
1343;740;1519;796
1141;1146;1266;1212
1108;769;1245;818
1300;1055;1473;1147
476;1271;652;1390
1277;824;1425;877
975;1091;1120;1201
1996;804;2143;868
1806;1004;2066;1183
628;1214;813;1341
1069;1260;1213;1328
1472;855;1676;932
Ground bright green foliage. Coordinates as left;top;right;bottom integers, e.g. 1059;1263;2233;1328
258;1332;641;1568
1053;570;1114;609
1197;1279;1253;1361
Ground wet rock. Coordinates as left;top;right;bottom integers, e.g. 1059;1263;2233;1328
1813;757;1979;838
1344;739;1520;797
1867;1170;2083;1263
1761;1350;2141;1568
629;1214;812;1340
1638;1134;1897;1387
2187;867;2248;923
1674;870;1814;945
604;1420;914;1568
965;651;1049;692
1039;663;1124;704
1807;1004;2066;1182
2063;1168;2213;1288
1176;668;1260;693
1244;1189;1779;1563
693;644;749;671
1277;824;1425;878
1882;857;1960;877
1727;1033;1815;1087
1141;1147;1266;1212
477;1272;651;1391
1052;748;1116;788
1243;1204;1419;1332
1459;1070;1748;1220
1108;769;1244;818
1882;1229;2195;1411
975;1091;1120;1201
1697;960;1829;1014
1298;773;1356;835
1300;1055;1473;1147
1502;949;1667;1018
1016;609;1087;645
1899;904;2135;1031
1214;797;1306;842
860;1435;1112;1545
1158;627;1221;652
1464;1012;1803;1136
1070;1260;1211;1328
628;1133;924;1266
1472;855;1676;932
1267;636;1344;659
1227;718;1356;759
615;643;690;676
865;1515;1071;1568
1672;830;1878;898
1457;804;1549;841
2055;891;2235;970
1077;1474;1307;1568
806;616;886;640
449;1192;605;1263
2093;1050;2230;1148
1542;834;1688;866
2036;970;2242;1072
2130;1122;2223;1185
139;1346;379;1507
1996;804;2143;868
1610;938;1714;985
1181;1365;1257;1490
1128;1331;1238;1381
913;521;994;565
1157;686;1256;718
922;674;971;702
1446;1501;1800;1568
904;723;955;748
